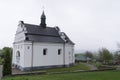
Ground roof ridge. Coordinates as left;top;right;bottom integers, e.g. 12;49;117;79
24;23;54;28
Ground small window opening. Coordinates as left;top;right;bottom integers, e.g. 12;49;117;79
43;48;47;55
27;46;30;49
26;37;29;40
58;49;61;55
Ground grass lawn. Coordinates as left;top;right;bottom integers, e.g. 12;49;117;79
43;62;90;72
2;70;120;80
23;62;90;73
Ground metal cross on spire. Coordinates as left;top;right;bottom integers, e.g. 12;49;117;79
42;6;45;11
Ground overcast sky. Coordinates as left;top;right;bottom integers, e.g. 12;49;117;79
0;0;120;52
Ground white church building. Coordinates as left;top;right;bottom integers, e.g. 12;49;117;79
12;11;75;71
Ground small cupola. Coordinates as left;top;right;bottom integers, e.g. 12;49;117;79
40;11;46;28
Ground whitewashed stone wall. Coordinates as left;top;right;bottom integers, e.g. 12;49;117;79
12;24;75;70
32;42;64;67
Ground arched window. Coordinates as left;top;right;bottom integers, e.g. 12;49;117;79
16;51;20;57
16;51;20;63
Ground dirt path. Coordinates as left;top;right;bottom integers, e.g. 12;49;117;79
85;63;98;70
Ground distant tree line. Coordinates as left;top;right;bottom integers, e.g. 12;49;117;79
75;47;120;65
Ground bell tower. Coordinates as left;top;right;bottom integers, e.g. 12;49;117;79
40;11;46;28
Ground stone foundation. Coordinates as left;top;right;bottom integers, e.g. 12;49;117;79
12;63;75;71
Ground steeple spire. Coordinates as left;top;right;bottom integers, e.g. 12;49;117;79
40;11;46;28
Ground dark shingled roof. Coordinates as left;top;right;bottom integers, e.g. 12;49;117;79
24;23;59;36
24;23;74;45
26;35;64;43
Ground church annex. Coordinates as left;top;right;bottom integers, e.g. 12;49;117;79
12;11;75;71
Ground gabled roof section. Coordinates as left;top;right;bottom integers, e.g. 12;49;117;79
64;33;75;45
17;21;74;45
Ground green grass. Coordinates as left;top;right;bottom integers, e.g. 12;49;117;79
2;70;120;80
41;62;90;73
